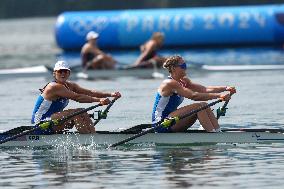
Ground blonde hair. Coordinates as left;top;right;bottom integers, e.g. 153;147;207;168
151;32;164;41
163;55;184;73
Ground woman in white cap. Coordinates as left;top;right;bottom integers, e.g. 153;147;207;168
81;31;117;69
152;55;236;133
31;60;121;134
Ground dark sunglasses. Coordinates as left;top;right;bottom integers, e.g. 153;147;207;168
56;69;70;74
178;63;187;70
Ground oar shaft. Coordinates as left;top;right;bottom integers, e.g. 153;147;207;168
60;104;102;124
109;127;154;148
180;99;222;120
109;99;222;148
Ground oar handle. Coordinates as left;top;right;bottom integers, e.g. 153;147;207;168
216;94;232;119
104;98;117;112
108;98;223;148
93;98;118;126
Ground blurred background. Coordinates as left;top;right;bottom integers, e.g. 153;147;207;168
0;0;283;19
1;0;284;70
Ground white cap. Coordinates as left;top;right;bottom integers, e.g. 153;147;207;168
54;60;71;71
86;31;99;40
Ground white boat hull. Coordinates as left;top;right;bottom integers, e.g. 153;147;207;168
1;130;284;147
0;65;167;79
201;64;284;71
1;64;284;80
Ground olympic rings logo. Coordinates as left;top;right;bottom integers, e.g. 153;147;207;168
68;16;109;36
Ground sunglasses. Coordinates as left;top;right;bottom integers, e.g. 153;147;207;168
56;69;70;74
178;63;187;70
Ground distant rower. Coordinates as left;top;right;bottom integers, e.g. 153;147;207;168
132;32;166;69
31;60;121;134
152;55;236;133
81;31;117;70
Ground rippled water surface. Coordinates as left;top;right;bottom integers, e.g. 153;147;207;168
0;17;284;189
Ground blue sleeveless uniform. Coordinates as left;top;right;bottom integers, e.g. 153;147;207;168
31;82;69;134
152;78;184;133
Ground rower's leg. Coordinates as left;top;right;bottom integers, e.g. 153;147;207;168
169;104;199;132
206;108;220;130
197;109;216;132
88;55;105;69
71;109;95;134
170;114;198;132
167;102;217;132
51;109;95;134
51;110;76;133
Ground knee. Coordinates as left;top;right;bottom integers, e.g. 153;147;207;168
199;102;208;107
97;54;105;60
51;112;62;120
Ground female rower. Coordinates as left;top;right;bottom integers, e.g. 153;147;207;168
81;31;117;69
31;60;121;134
132;32;166;68
152;55;236;132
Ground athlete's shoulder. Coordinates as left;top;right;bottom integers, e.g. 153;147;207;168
46;82;70;92
163;78;179;87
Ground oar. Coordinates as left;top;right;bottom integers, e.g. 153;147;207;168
93;98;118;126
108;98;223;148
0;103;102;145
216;99;230;119
216;91;234;119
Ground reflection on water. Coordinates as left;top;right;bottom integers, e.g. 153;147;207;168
1;144;284;188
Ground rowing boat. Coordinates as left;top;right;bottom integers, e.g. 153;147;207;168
1;128;284;147
1;64;284;80
0;65;168;79
0;66;49;78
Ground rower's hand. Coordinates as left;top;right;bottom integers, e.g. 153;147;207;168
99;98;111;105
226;86;236;95
111;92;121;99
220;93;231;101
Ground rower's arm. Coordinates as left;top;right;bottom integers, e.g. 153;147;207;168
185;78;232;93
169;80;222;101
71;82;112;98
49;84;102;103
133;41;155;66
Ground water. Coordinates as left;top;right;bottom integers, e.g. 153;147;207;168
1;17;284;189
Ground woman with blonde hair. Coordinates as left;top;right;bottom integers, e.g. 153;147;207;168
132;32;166;68
152;55;236;132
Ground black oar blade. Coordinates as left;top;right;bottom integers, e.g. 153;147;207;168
0;103;102;145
